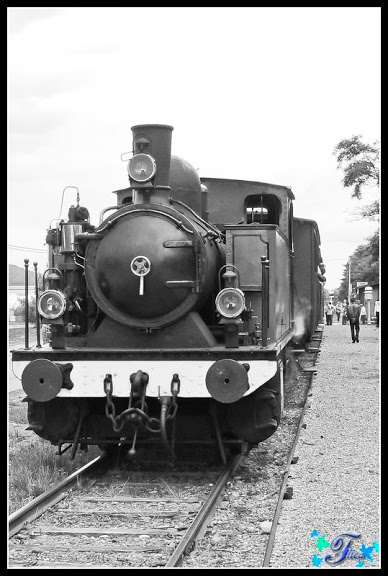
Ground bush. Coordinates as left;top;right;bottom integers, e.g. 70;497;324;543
13;297;37;323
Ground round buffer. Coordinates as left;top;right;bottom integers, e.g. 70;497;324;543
205;359;249;404
22;359;63;402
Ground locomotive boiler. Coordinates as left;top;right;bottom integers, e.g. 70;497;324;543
12;124;325;461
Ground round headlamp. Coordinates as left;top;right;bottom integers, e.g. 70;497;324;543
38;290;66;320
128;153;157;182
215;288;245;319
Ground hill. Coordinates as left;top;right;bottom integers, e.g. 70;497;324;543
9;264;36;286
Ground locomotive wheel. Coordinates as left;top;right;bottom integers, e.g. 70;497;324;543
98;443;121;455
223;388;280;444
98;443;129;462
27;398;79;443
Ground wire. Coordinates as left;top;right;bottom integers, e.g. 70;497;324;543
324;258;350;262
9;245;46;253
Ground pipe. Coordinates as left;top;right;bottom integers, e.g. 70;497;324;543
261;255;269;347
70;404;85;460
160;397;176;461
99;205;119;224
24;259;30;350
33;262;41;348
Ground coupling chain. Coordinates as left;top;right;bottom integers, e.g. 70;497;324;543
105;392;161;433
103;373;179;433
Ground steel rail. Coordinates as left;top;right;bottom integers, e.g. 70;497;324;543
8;455;104;538
262;336;322;566
165;449;246;567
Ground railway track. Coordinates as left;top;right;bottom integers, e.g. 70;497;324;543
9;329;322;568
8;449;246;568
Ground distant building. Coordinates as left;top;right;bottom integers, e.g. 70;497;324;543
356;282;379;323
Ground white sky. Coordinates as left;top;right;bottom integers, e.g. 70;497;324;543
8;7;380;290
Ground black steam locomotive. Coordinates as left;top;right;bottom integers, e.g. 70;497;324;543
12;124;325;461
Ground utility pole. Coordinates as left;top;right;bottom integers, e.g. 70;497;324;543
348;261;352;302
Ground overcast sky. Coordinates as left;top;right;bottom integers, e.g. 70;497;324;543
8;7;380;290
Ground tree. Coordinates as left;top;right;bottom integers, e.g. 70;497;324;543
14;297;37;323
337;233;379;301
333;135;380;220
333;135;379;296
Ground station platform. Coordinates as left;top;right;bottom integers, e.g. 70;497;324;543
270;321;380;568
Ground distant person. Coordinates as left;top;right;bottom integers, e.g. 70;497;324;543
341;300;348;325
324;301;334;325
347;297;361;343
374;300;380;328
335;301;342;322
359;303;367;325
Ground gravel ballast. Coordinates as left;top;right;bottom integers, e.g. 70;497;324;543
270;322;380;569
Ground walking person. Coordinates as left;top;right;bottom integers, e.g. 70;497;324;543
374;300;380;328
347;297;361;343
335;301;342;323
324;301;334;325
341;300;348;325
359;303;367;325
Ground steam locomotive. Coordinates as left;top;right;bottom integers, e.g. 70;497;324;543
12;124;325;461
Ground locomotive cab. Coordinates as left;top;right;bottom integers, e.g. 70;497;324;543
202;177;295;347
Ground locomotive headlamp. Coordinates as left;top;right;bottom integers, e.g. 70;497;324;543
128;153;157;182
215;287;245;319
38;290;66;320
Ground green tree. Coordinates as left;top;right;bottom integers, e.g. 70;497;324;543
333;135;380;220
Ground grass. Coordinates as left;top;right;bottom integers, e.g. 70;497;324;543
8;400;100;515
8;401;27;424
9;326;37;350
9;328;101;515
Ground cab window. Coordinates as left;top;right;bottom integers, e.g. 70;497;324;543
245;194;281;225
